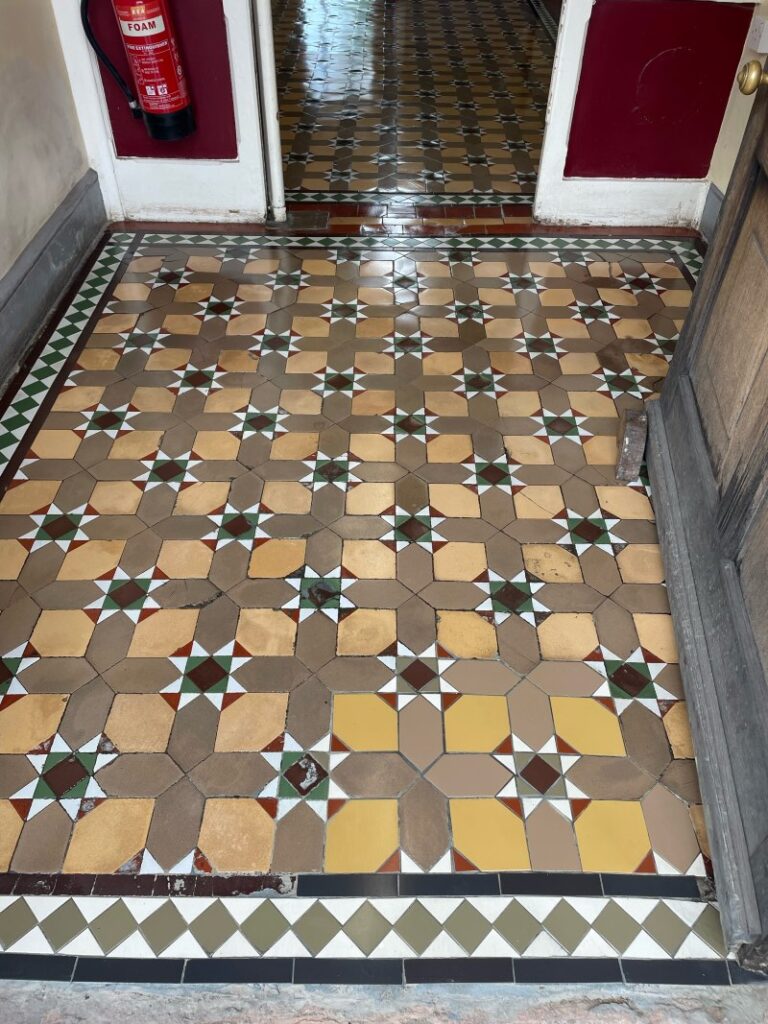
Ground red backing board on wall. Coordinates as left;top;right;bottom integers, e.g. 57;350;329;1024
89;0;238;159
564;0;753;179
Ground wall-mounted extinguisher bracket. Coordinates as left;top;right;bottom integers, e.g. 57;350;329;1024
82;0;195;142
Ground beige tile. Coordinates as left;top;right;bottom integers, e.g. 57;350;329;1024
0;480;59;514
342;540;396;579
514;486;564;518
89;481;143;514
0;539;29;579
427;435;473;463
52;386;104;412
215;693;288;751
0;802;23;870
63;799;154;873
218;350;261;373
198;799;275;872
226;314;268;336
504;435;553;465
261;481;312;514
249;538;307;578
173;482;230;515
568;391;618;419
634;613;678;662
523;544;582;582
0;694;68;753
270;432;318;460
433;542;487;581
429;484;480;518
346;482;395;515
437;610;497;659
145;348;191;370
157;540;214;579
109;431;164;460
349;434;395;461
130;387;177;412
30;610;94;657
351;390;395;415
106;694;175;752
127;609;199;656
583;435;618;465
497;391;541;417
337;609;396;655
425;392;469;417
538;613;598;660
58;539;126;580
192;431;240;460
236;609;297;656
161;315;202;336
596;485;654;520
617;544;664;583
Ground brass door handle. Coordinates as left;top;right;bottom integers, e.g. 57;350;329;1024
738;60;768;95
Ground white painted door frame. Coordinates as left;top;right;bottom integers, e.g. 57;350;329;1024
534;0;709;227
51;0;282;223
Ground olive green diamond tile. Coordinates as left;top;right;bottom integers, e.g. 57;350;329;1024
393;901;443;955
691;904;727;957
240;901;291;953
138;900;188;955
0;899;37;950
342;901;392;955
493;901;542;953
542;899;591;954
591;902;642;954
88;900;140;954
443;899;493;953
292;902;342;955
188;900;239;955
38;898;88;952
641;903;692;957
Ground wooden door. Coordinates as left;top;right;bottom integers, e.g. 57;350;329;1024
648;62;768;965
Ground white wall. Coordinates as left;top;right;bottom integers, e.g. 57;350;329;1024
51;0;269;223
0;0;89;279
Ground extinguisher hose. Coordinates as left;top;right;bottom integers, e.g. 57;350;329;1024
80;0;142;117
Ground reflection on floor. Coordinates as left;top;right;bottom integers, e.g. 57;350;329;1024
274;0;552;196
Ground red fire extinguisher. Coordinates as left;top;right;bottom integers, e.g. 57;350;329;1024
81;0;195;141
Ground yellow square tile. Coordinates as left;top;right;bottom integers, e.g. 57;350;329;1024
127;609;198;657
325;799;398;872
145;348;191;370
551;696;625;755
346;482;395;515
333;694;398;750
270;432;319;460
575;801;651;873
514;486;564;519
445;695;509;751
173;482;229;515
497;391;541;417
351;390;395;415
349;434;395;461
504;435;554;465
450;799;530;870
106;694;175;752
429;484;480;518
523;544;582;583
109;431;163;461
192;431;240;460
30;610;94;657
433;542;487;581
261;481;312;514
427;435;473;463
616;544;664;583
58;539;125;580
157;540;213;579
596;485;654;520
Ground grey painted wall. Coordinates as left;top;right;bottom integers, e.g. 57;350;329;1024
0;0;89;280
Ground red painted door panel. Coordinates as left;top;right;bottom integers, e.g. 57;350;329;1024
565;0;753;178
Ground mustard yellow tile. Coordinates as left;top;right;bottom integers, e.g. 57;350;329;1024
451;799;530;870
30;610;94;657
445;695;510;752
433;542;487;581
551;696;625;755
346;482;395;515
325;800;398;872
270;432;319;460
249;538;306;579
333;694;398;751
626;353;669;377
106;694;175;752
429;484;480;518
575;801;651;872
342;540;396;579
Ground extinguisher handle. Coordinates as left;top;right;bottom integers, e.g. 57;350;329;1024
80;0;142;118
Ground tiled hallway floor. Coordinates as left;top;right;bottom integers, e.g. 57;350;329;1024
0;231;736;979
274;0;552;199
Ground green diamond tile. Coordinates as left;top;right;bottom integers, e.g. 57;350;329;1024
444;899;492;953
89;899;139;954
642;902;691;957
493;901;541;953
691;904;727;957
139;900;188;955
592;902;642;954
543;899;591;954
188;900;238;955
293;902;342;955
394;901;442;955
0;899;37;949
39;899;88;952
343;901;392;955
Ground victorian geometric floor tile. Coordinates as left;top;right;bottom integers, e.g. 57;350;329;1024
0;230;741;980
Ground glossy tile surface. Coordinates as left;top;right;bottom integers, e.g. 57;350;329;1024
0;234;708;885
274;0;552;195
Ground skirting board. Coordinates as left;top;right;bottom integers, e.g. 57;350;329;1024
700;183;725;245
0;169;106;398
647;391;767;964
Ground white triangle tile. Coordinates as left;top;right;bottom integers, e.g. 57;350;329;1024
24;897;62;919
76;896;121;923
108;931;156;958
473;930;517;957
569;897;607;923
369;898;409;924
465;896;508;922
571;931;617;958
623;932;670;959
615;897;659;923
274;898;312;925
675;932;721;960
174;897;215;924
317;932;365;958
654;853;681;875
214;931;261;958
161;931;206;958
264;930;311;958
399;852;425;873
686;855;707;876
428;852;452;873
368;931;413;959
523;931;567;957
517;896;560;921
221;898;261;925
122;896;171;923
321;897;366;923
666;900;707;927
59;930;104;957
421;931;466;958
9;926;52;955
418;897;462;923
